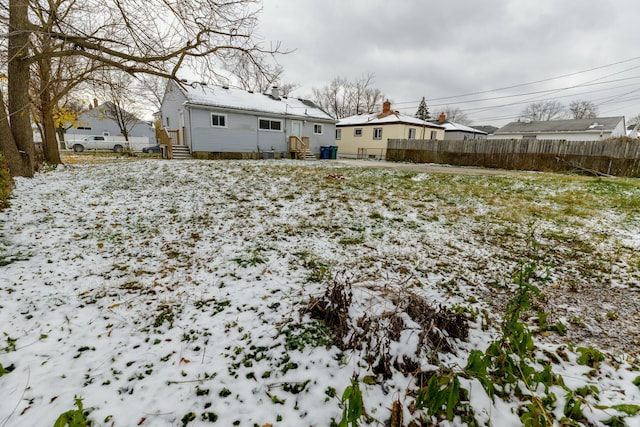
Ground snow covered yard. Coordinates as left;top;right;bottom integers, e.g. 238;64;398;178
0;158;639;426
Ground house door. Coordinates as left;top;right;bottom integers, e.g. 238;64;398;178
291;121;303;139
178;112;185;146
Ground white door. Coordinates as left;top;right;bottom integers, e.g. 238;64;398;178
178;113;185;145
291;121;302;139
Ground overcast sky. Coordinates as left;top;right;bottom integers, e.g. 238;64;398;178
257;0;640;126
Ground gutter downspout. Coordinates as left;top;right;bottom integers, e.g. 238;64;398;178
185;105;193;151
256;117;261;153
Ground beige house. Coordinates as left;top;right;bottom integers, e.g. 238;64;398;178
336;101;445;159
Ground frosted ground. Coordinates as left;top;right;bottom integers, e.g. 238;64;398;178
0;158;639;426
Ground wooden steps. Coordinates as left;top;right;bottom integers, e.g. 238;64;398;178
171;145;192;159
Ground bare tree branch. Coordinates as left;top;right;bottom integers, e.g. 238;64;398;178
521;101;567;121
568;99;599;119
312;73;385;119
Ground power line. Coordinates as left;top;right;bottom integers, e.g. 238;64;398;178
394;55;640;106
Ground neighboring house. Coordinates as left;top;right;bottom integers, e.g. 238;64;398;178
430;112;487;140
65;101;156;144
626;123;639;139
336;100;445;159
468;125;498;137
490;116;627;141
160;80;337;159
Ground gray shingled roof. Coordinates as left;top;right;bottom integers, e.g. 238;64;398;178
495;117;624;134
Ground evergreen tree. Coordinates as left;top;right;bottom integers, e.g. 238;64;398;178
415;96;431;121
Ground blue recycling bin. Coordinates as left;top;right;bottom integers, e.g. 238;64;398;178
329;145;338;159
320;146;330;159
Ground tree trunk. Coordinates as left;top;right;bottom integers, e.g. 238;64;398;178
38;56;62;165
0;89;27;177
7;0;36;177
41;106;61;164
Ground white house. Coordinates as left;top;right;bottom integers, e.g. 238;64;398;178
490;117;627;141
160;81;337;159
430;112;487;140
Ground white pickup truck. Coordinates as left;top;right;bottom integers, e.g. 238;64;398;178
65;135;151;153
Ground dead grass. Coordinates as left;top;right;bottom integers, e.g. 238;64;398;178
306;275;470;378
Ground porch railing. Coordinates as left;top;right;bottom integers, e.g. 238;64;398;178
159;128;180;159
288;136;310;159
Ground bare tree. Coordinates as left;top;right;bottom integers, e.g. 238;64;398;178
360;86;384;115
569;99;599;119
311;73;385;119
350;73;384;115
277;82;299;97
230;59;298;97
137;74;169;111
312;77;352;119
521;101;566;121
1;0;282;177
233;58;279;92
439;106;471;125
91;71;144;147
29;16;101;165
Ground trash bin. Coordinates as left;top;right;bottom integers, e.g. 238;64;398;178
329;145;338;160
320;146;330;160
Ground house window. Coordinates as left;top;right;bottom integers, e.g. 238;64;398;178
314;124;323;134
430;131;438;139
259;118;282;131
354;128;363;137
408;128;416;139
166;117;170;127
336;129;342;140
373;128;383;140
211;113;227;127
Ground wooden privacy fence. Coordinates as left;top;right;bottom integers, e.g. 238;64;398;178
386;138;640;177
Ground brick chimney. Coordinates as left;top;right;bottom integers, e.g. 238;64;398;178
438;112;446;123
382;100;391;113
